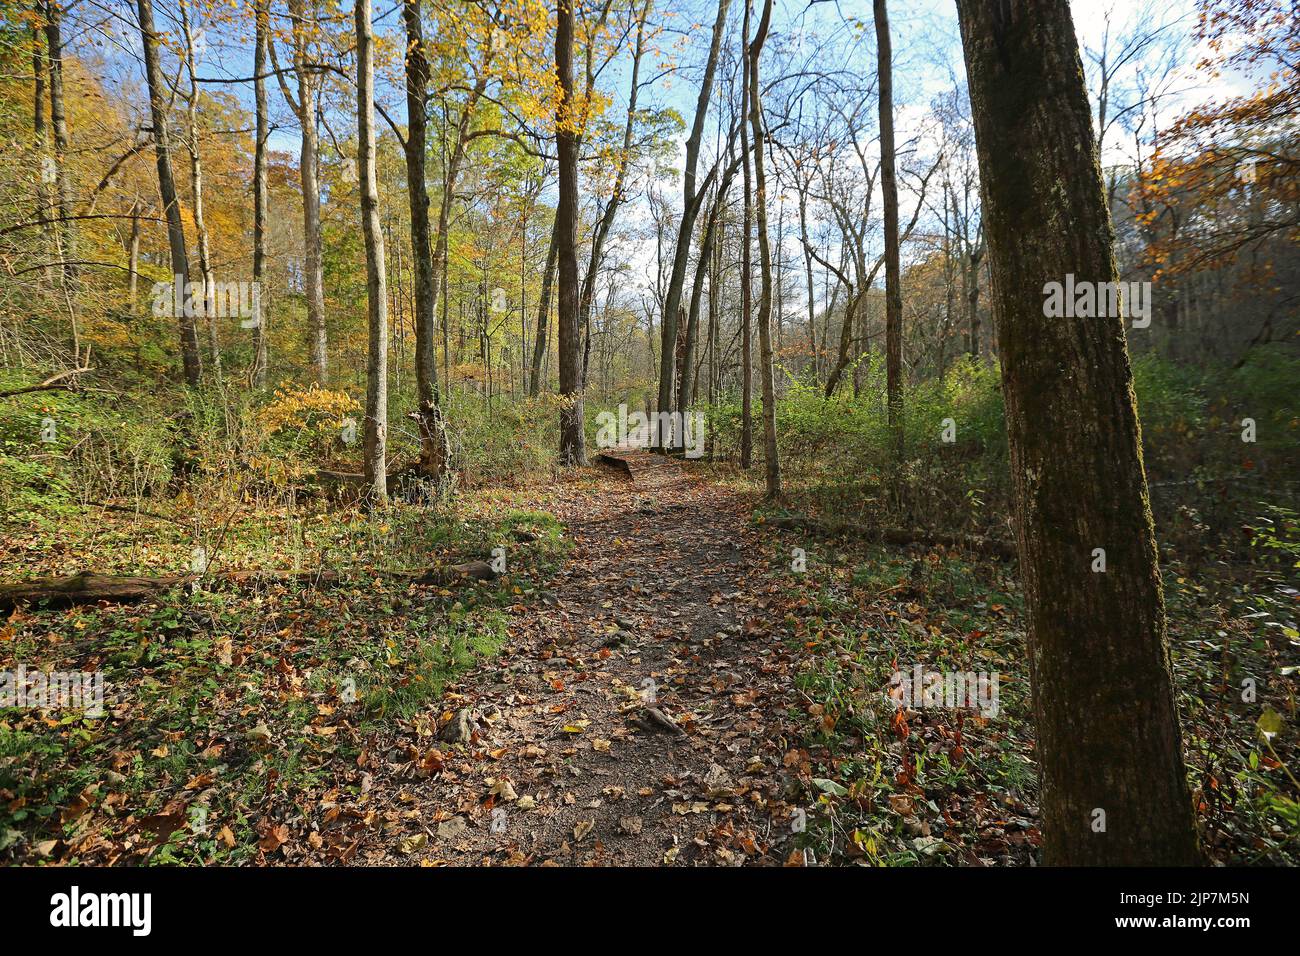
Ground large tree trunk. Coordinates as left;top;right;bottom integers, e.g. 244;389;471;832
356;0;388;504
876;0;903;460
402;0;450;483
955;0;1200;866
655;0;731;427
555;0;585;465
251;0;270;388
137;0;202;387
748;0;779;498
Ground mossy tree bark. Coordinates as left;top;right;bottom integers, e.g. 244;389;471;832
955;0;1201;865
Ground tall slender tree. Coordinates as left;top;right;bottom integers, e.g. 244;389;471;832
955;0;1201;865
402;0;450;482
738;0;753;468
529;217;559;397
273;0;328;384
656;0;731;436
555;0;585;465
179;0;221;381
748;0;779;497
875;0;903;460
43;1;75;290
137;0;202;386
250;0;270;388
356;0;388;504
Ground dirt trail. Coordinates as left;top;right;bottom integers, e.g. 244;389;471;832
403;450;803;866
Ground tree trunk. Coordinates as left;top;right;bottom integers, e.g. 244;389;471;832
283;0;327;384
967;235;984;357
656;0;732;426
180;0;221;382
31;20;54;273
955;0;1200;866
748;0;780;498
402;0;450;483
555;0;585;466
127;197;141;309
251;0;270;388
876;0;903;460
739;0;753;469
137;0;202;387
680;160;736;412
356;0;388;505
43;2;75;291
799;185;817;378
580;0;651;393
530;217;559;397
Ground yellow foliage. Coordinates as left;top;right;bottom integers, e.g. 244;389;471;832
256;384;358;437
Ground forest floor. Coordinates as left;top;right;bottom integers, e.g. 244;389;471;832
367;449;810;865
2;451;1296;865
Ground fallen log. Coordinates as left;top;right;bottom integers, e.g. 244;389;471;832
595;452;633;474
767;513;1016;560
0;367;93;399
0;560;499;612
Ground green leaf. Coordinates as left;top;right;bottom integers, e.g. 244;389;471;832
1257;707;1285;742
812;777;848;797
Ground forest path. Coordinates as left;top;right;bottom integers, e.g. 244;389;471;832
405;449;803;865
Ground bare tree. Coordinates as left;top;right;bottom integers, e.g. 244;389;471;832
656;0;732;434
